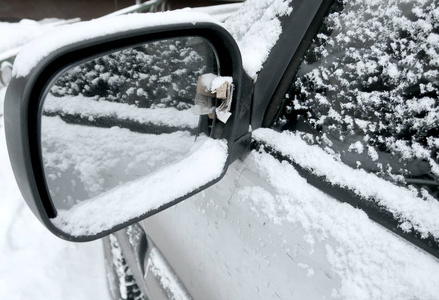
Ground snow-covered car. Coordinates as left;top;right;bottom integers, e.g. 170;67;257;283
4;0;439;299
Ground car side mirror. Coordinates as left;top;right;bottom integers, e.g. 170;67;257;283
5;12;252;241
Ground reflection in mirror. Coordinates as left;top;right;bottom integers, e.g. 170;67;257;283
40;36;228;235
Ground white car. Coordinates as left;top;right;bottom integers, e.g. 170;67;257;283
4;0;439;299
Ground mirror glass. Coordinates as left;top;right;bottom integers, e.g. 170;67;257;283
40;36;228;236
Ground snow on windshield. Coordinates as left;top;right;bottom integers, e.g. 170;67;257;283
12;11;218;78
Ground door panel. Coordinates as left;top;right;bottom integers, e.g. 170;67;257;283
141;160;340;300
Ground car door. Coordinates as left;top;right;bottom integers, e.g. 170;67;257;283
114;0;439;299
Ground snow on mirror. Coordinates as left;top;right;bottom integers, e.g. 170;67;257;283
40;36;229;236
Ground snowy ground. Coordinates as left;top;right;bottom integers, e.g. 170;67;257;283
0;22;111;300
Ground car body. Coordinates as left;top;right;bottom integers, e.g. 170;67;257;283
4;0;439;299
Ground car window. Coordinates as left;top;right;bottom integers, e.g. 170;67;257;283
275;0;439;201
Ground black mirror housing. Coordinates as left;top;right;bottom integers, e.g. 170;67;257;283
5;13;252;241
